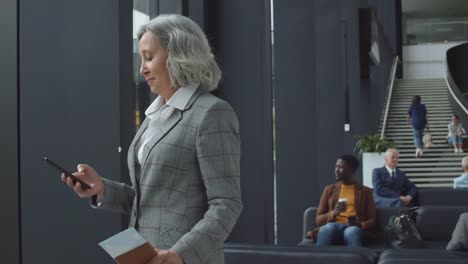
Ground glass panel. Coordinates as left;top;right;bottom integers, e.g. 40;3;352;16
404;17;468;45
132;1;158;129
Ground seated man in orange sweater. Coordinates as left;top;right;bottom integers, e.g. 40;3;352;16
307;155;376;246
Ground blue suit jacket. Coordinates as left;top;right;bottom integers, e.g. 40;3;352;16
372;166;417;207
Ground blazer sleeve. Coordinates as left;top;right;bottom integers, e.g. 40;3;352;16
372;168;398;198
171;101;243;264
372;168;385;196
401;171;417;199
316;186;333;226
360;188;376;231
446;213;468;250
92;178;136;215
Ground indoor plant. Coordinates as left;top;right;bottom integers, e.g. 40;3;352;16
354;134;395;187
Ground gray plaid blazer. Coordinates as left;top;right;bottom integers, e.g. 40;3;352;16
98;88;242;264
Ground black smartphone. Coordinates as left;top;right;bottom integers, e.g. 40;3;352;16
42;157;91;189
348;216;356;225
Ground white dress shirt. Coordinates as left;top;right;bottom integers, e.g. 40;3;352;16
135;83;199;166
385;165;396;179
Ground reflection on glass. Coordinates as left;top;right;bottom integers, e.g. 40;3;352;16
133;1;157;129
404;17;468;45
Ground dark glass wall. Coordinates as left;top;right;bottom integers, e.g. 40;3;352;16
447;43;468;94
0;0;20;263
273;0;397;245
19;0;130;263
446;43;468;128
207;0;275;244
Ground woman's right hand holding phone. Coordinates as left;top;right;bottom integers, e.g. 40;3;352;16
61;164;105;198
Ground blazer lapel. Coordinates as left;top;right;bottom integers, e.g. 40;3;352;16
382;166;394;184
137;87;202;178
395;168;402;182
128;118;150;185
355;184;362;216
183;86;203;111
140;110;182;172
331;181;341;207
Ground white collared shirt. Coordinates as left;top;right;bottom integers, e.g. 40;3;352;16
385;165;396;178
135;83;199;166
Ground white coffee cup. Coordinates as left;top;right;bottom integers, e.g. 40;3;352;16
338;198;348;204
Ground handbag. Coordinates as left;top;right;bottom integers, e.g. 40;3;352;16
423;130;433;148
384;207;424;249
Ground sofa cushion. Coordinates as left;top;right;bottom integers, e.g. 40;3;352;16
415;188;468;206
379;248;468;260
373;207;404;240
416;206;468;241
225;245;375;264
228;243;378;261
378;259;468;264
303;207;317;239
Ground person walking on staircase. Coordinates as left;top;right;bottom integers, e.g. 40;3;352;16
406;95;428;158
447;114;465;153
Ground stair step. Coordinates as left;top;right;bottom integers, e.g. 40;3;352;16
390;106;450;109
388;110;451;113
393;89;447;92
384;124;448;128
414;183;453;188
411;177;457;183
398;162;460;167
388;113;452;116
389;103;449;107
398;152;466;157
391;95;449;97
385;127;448;130
382;124;449;127
406;172;461;176
390;110;452;113
390;105;451;108
385;132;447;135
397;146;459;150
399;157;463;162
399;167;461;172
392;141;449;146
386;137;446;140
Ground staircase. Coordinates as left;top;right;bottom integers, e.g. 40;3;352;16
381;78;464;188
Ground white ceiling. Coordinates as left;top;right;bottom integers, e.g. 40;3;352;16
402;0;468;18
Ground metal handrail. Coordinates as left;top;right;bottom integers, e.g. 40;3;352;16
380;56;400;139
443;60;468;115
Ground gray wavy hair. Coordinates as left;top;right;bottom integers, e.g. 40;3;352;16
137;14;221;91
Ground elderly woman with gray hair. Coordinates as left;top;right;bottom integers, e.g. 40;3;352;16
61;14;242;264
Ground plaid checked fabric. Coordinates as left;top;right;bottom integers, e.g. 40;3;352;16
98;88;242;264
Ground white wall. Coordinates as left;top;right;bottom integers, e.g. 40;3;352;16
403;41;467;79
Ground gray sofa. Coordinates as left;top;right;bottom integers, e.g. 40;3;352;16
224;190;468;264
377;248;468;263
299;205;468;250
225;244;377;264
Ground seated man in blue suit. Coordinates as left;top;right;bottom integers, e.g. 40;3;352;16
372;148;417;207
454;156;468;189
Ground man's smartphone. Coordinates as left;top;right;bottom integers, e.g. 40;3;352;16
42;157;91;189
